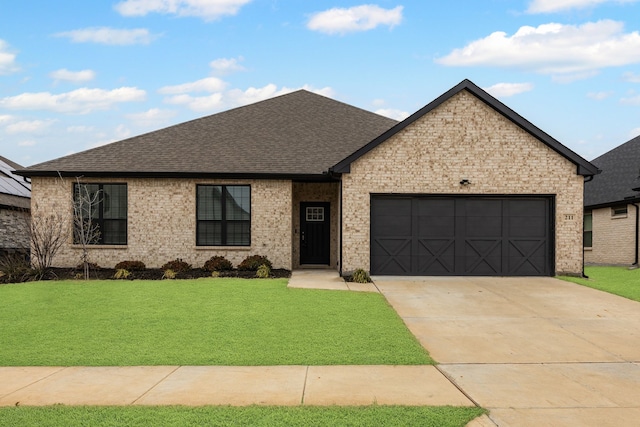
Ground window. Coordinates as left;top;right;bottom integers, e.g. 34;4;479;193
73;183;127;245
306;207;324;222
197;185;250;246
583;210;592;248
611;205;628;217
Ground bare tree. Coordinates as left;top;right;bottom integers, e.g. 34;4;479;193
28;202;68;276
72;179;102;280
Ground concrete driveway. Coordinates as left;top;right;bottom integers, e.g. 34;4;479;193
375;276;640;427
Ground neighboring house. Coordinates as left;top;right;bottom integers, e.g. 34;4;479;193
584;135;640;266
0;156;31;256
16;80;598;276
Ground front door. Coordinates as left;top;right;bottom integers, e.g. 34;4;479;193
300;202;330;265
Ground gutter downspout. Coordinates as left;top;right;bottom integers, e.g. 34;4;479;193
633;203;639;268
582;175;595;278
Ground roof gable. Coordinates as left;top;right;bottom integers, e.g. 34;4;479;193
331;79;599;177
18;90;397;179
585;135;640;208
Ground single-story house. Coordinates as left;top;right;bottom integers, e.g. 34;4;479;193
0;156;31;256
584;135;640;266
16;80;598;276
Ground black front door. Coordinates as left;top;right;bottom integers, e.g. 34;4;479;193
300;202;330;265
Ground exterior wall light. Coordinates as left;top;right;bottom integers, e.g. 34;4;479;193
460;179;471;186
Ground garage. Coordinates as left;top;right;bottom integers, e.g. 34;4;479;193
370;196;553;276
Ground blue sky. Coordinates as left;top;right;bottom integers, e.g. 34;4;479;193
2;0;640;166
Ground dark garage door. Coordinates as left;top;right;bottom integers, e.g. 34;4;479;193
371;196;553;276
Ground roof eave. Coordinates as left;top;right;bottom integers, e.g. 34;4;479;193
15;169;339;182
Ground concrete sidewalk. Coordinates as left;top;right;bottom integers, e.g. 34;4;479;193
0;365;474;407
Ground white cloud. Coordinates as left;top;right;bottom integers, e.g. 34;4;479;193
0;39;18;75
5;119;56;134
587;91;614;100
375;108;409;121
0;87;146;114
49;68;96;84
629;127;640;138
18;140;37;147
126;108;177;127
623;71;640;82
621;94;640;105
0;114;15;125
527;0;639;13
307;5;403;35
209;57;245;75
164;93;225;111
67;125;95;133
436;20;640;75
372;98;385;107
54;27;157;45
483;82;534;97
115;0;252;21
158;77;227;94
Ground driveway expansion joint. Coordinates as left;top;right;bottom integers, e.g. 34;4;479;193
131;365;181;405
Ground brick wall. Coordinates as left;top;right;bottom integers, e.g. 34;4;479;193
30;177;293;269
341;90;585;276
584;204;638;265
0;207;30;251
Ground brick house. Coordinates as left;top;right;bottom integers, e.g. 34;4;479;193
0;156;31;256
584;136;640;266
16;80;598;276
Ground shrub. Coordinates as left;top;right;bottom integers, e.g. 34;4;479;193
351;268;371;283
113;269;131;280
256;264;271;279
114;260;146;271
0;253;32;283
161;258;191;273
75;262;100;271
203;256;233;272
162;269;176;280
238;255;273;271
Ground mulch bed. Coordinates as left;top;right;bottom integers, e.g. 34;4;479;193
2;268;291;283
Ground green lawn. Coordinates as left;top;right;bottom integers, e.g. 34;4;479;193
560;266;640;302
0;278;432;366
0;406;485;427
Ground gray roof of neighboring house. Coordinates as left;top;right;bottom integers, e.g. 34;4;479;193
584;135;640;208
0;156;31;209
16;90;398;179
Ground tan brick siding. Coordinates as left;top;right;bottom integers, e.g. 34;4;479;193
341;90;585;275
584;205;639;265
30;177;292;270
292;182;340;269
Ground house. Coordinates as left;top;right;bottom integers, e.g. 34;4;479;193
16;80;598;276
584;135;640;266
0;156;31;256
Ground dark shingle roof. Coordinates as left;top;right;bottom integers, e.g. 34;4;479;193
333;79;599;177
17;90;397;178
585;135;640;208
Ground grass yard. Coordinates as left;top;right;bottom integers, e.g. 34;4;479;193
560;266;640;302
0;278;432;366
0;406;485;427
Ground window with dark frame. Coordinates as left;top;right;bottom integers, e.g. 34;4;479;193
583;210;592;248
73;183;127;245
196;185;250;246
611;205;628;217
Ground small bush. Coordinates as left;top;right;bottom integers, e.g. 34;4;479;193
75;262;100;271
0;253;32;283
351;268;371;283
256;264;271;278
161;258;191;273
162;269;176;280
203;256;233;272
113;269;131;280
114;260;146;271
238;255;273;271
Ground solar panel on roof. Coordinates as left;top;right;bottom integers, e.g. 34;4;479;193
0;158;31;198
